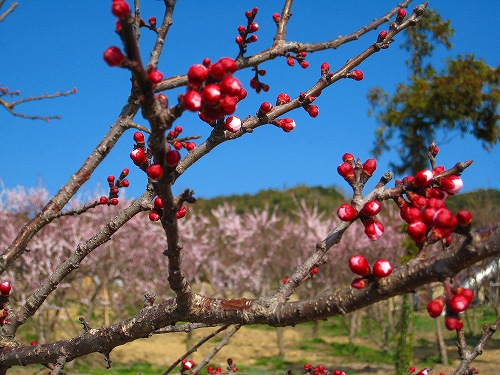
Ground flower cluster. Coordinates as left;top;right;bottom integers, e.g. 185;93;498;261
337;154;383;240
406;366;444;375
427;285;474;331
303;364;347;375
99;168;130;206
249;67;269;94
167;125;197;152
235;7;259;53
184;57;246;125
348;255;392;289
284;51;310;69
0;281;11;326
394;154;471;245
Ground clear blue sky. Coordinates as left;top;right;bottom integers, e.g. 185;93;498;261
1;1;499;200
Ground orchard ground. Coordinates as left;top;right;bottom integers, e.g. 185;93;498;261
10;309;499;375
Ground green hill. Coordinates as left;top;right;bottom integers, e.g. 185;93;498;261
193;186;499;225
193;185;347;216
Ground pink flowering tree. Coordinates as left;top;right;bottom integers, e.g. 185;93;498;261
0;1;499;375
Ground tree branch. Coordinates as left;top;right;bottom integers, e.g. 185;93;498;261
0;224;497;367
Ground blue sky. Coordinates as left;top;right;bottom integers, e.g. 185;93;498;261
1;1;499;200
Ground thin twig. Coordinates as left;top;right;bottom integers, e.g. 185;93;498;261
0;88;77;121
0;1;18;23
191;325;241;375
162;325;231;375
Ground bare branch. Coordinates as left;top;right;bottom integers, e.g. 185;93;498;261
0;1;17;23
0;87;77;121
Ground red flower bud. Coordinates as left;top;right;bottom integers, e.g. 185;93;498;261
444;316;462;331
439;175;463;195
149;210;161;221
456;210;472;226
307;105;319;117
433;208;458;230
349;254;370;276
363;219;384;240
397;8;407;21
337;204;358;221
184;142;196;151
0;281;12;296
372;259;392;279
220;76;242;97
259;102;273;113
103;46;126;67
276;118;296;132
414;169;433;187
154;197;163;209
165;150;181;168
187;64;209;85
427;297;445;318
448;294;470;313
407;221;427;243
200;84;221;105
321;62;330;74
342;153;354;162
224;116;242;133
176;206;187;219
377;30;388;43
350;70;364;81
401;206;422;224
362;158;377;176
219;95;238;115
130;148;147;166
111;0;131;19
361;200;382;217
351;277;368;289
133;131;145;144
337;162;354;180
276;93;291;105
249;22;259;32
183;90;202;112
147;70;164;84
146;164;163;180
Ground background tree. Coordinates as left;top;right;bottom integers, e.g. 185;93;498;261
368;9;500;175
0;1;499;375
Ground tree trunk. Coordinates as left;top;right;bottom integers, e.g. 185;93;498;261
276;327;285;357
395;294;414;375
435;315;448;365
311;320;320;338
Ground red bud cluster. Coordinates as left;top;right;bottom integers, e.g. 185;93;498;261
184;58;245;123
181;359;195;371
99;168;130;207
276;93;291;106
395;160;470;245
235;8;259;53
348;255;392;289
284;51;309;69
427;286;474;331
275;118;296;132
166;125;197;152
